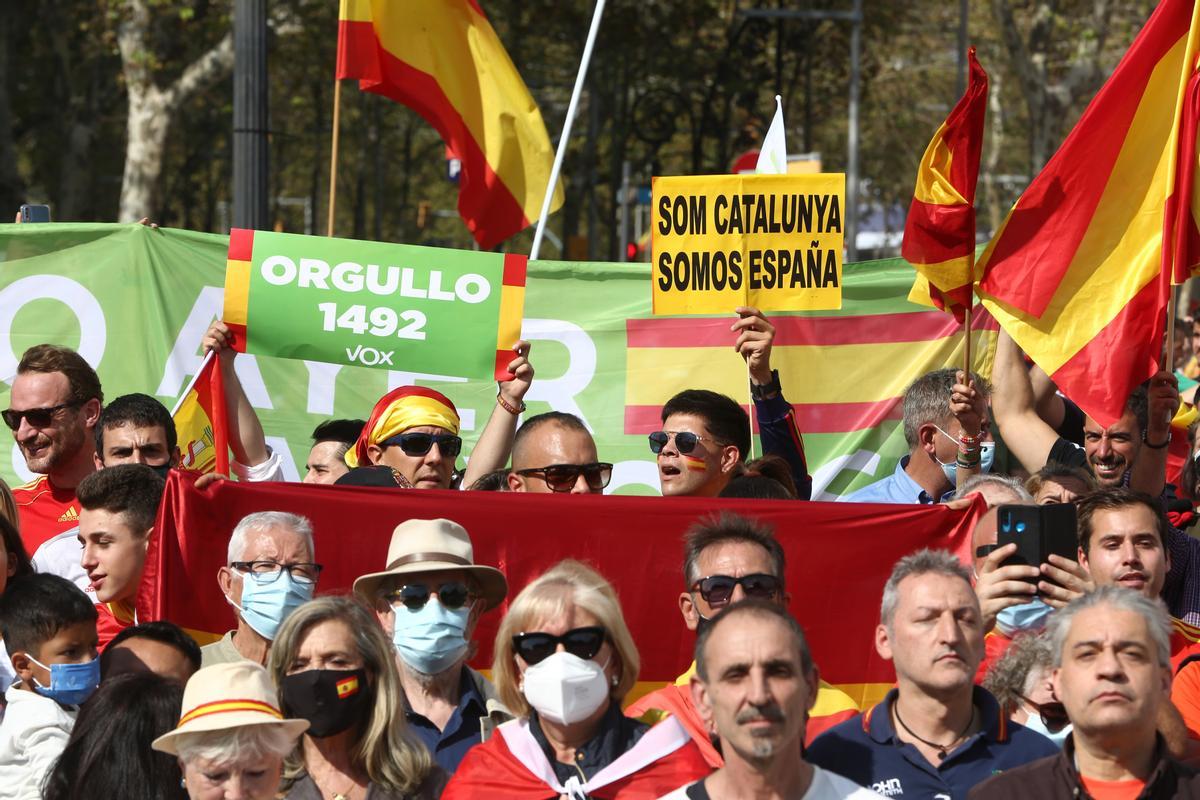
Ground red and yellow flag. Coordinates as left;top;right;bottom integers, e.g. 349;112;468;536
336;0;563;249
902;48;988;321
976;0;1200;426
170;353;229;476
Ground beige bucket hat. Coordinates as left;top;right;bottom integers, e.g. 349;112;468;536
352;518;507;610
151;661;309;756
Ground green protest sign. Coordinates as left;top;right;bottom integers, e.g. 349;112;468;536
222;228;526;379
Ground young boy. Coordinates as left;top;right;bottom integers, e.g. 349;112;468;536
0;573;99;800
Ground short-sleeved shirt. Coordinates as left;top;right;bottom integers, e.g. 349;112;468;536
660;765;885;799
807;687;1060;799
13;476;81;554
405;667;490;775
841;456;952;505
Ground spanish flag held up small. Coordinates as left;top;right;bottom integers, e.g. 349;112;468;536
336;0;564;249
170;353;230;476
902;48;988;323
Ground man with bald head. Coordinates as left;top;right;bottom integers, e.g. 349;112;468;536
506;412;611;494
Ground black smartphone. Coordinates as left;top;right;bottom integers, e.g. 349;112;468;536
995;503;1078;584
19;204;51;223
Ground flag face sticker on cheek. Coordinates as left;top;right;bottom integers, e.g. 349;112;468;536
683;454;707;472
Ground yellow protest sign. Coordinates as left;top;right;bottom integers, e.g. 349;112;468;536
651;173;845;314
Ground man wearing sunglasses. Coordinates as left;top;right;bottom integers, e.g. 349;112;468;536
8;344;103;560
354;519;510;774
507;412;611;494
203;511;320;668
627;513;859;765
344;342;533;490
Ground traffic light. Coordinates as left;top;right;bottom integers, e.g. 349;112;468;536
416;201;431;231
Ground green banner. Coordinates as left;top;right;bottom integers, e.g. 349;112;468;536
225;228;524;379
0;223;994;497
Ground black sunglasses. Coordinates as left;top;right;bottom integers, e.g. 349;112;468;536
512;626;606;665
2;401;82;431
1021;695;1070;729
690;573;783;608
381;432;463;459
648;430;707;455
385;581;475;611
515;462;614;492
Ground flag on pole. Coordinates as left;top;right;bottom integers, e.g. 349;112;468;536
336;0;563;249
975;0;1200;426
902;48;988;322
756;95;788;175
170;352;229;475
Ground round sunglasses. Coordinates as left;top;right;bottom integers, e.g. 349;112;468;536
648;430;707;455
385;581;475;611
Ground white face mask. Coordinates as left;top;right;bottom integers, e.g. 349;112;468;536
521;651;610;725
1021;703;1071;747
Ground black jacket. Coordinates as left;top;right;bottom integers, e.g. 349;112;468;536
970;736;1200;800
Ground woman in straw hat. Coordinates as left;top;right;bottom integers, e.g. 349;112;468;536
152;660;308;800
269;596;445;799
443;559;709;799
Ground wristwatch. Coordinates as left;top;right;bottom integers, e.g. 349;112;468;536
750;369;782;400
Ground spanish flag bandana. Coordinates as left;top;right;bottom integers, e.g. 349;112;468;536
346;386;461;468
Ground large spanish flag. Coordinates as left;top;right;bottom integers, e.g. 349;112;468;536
337;0;563;249
140;474;985;712
902;48;988;321
976;0;1200;426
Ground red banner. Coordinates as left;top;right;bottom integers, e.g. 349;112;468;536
140;474;982;707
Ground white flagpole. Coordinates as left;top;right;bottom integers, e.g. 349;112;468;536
530;0;607;261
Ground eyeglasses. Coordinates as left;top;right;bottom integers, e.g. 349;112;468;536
2;401;83;431
381;432;463;459
384;581;475;611
689;573;783;608
231;560;324;585
512;626;607;665
514;462;614;492
648;430;708;455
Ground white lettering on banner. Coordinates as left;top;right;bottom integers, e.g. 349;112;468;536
520;319;597;432
607;460;662;495
345;345;394;366
156;286;274;410
317;304;428;341
0;275;106;383
811;448;881;501
303;361;343;416
258;256;490;303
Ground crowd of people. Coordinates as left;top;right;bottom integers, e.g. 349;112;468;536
2;305;1200;799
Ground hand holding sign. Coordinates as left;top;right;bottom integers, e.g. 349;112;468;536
499;340;534;409
732;306;775;385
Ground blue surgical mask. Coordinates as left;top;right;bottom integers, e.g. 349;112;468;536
995;598;1052;637
28;655;100;706
935;428;995;484
392;599;470;676
230;571;314;641
1021;705;1071;747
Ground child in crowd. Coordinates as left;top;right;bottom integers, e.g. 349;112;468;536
0;574;99;800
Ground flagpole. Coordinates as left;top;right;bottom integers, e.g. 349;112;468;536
170;350;216;417
530;0;606;261
327;79;343;237
963;254;974;377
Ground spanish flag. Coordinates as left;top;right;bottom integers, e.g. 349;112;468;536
976;0;1200;426
336;0;563;249
170;352;229;476
902;48;988;322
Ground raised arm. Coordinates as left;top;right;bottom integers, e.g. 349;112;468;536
461;341;533;488
1130;370;1178;497
991;329;1059;472
202;321;271;470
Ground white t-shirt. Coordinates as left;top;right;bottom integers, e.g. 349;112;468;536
29;527;94;601
658;765;886;800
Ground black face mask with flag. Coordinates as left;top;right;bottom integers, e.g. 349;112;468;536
280;668;371;738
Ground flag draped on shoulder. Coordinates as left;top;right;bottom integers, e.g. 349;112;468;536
336;0;563;249
976;0;1200;426
902;47;988;322
170;353;229;475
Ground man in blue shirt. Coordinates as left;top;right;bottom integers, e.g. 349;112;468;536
843;369;992;504
808;549;1058;798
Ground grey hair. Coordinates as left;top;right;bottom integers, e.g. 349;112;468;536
951;474;1034;503
1046;586;1172;669
901;368;990;448
227;511;315;565
174;723;297;767
880;548;974;628
982;631;1055;711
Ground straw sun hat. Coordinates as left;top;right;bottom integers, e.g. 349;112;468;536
152;661;309;756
